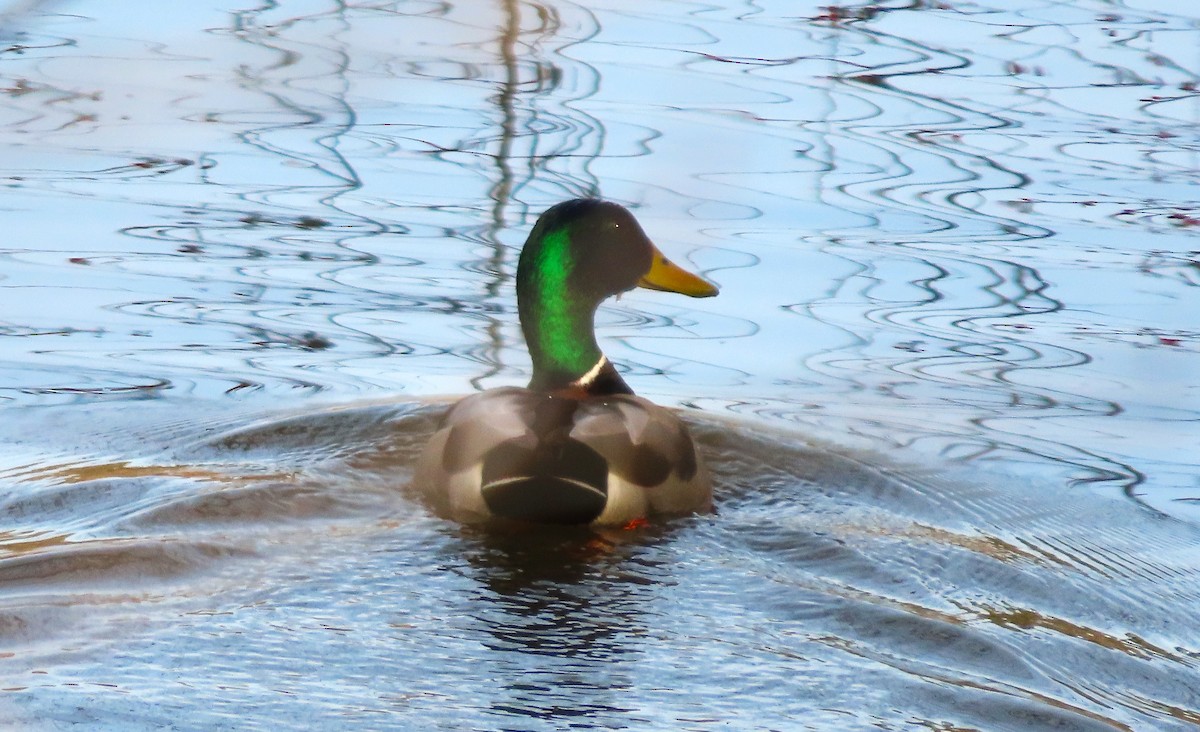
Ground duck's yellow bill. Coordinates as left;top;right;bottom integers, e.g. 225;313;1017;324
638;249;719;298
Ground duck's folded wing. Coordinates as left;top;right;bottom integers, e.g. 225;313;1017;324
570;395;700;488
435;387;539;474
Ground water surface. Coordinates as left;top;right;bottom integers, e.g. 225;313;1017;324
1;0;1198;729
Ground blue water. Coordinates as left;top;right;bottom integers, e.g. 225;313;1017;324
1;0;1198;729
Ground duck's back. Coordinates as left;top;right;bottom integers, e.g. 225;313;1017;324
411;388;711;526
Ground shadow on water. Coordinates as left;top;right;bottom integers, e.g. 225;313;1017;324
451;525;671;726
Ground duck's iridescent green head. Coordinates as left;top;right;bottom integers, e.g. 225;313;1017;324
516;199;718;394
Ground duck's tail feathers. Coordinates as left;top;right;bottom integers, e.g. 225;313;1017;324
480;438;609;524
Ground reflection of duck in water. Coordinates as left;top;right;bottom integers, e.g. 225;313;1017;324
413;199;719;526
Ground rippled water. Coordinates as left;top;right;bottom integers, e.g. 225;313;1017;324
1;0;1198;729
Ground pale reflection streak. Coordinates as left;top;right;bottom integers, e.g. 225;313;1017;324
472;0;565;388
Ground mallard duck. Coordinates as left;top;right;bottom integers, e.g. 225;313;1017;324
412;199;719;526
